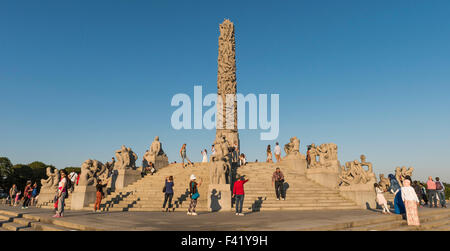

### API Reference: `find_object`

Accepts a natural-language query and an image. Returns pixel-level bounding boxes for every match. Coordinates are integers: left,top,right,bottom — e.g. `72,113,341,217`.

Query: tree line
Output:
0,157,80,193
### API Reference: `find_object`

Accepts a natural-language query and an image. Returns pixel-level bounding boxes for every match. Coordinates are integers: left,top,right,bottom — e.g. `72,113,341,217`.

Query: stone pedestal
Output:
283,153,307,175
306,161,341,189
36,187,57,207
114,168,141,190
207,184,231,212
154,155,169,170
71,185,97,210
339,183,377,209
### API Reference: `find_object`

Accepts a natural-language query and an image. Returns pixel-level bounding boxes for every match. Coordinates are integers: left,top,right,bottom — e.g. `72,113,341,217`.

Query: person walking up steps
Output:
375,183,391,214
162,176,175,212
233,175,249,216
272,168,286,200
187,175,202,216
435,177,447,208
180,144,194,168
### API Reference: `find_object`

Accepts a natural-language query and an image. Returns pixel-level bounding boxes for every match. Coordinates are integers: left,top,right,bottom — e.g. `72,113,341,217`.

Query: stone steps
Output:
0,210,79,231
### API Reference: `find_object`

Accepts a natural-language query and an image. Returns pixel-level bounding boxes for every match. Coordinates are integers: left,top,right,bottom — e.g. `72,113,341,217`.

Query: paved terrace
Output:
1,204,448,231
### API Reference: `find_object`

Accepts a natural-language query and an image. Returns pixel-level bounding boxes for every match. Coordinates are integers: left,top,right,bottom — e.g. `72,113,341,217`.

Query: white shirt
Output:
401,187,419,202
274,145,281,155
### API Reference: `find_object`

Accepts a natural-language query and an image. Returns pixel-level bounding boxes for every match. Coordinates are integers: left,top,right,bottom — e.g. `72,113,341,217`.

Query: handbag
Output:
162,185,166,193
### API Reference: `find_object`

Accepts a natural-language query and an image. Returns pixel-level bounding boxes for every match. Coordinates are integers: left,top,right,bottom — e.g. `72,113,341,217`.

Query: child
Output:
14,191,21,207
375,183,391,214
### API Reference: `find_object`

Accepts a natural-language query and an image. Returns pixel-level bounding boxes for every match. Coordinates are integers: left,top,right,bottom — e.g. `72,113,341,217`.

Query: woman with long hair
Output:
53,170,68,218
162,176,175,212
266,145,273,163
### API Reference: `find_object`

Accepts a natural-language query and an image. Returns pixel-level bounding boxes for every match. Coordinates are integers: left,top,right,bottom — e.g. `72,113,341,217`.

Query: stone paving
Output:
3,204,446,231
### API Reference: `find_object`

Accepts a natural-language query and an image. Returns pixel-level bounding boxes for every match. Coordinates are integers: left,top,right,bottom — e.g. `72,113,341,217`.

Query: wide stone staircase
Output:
0,209,79,231
89,160,363,212
86,162,212,212
235,162,360,211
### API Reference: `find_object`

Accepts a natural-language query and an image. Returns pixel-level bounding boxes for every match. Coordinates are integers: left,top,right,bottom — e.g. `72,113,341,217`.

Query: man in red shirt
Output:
233,176,249,216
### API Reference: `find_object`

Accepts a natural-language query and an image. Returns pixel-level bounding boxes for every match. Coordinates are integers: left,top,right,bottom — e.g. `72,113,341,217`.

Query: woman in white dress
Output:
401,179,420,226
201,149,208,163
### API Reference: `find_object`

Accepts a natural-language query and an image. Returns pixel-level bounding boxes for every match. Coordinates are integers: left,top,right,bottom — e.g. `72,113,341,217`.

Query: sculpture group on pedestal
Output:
395,166,414,185
143,136,168,169
79,159,112,187
307,143,338,169
115,145,138,170
41,167,60,189
339,155,376,186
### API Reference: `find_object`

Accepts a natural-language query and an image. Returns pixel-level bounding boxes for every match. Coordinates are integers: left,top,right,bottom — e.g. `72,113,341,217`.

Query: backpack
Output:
436,181,443,191
65,178,71,198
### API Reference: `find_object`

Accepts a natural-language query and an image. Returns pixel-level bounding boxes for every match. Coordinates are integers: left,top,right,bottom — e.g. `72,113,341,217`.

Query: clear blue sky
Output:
1,0,449,182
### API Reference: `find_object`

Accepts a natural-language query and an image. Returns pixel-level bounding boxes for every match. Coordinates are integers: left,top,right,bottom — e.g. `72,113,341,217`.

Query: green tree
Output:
63,167,81,174
0,157,13,190
11,164,33,191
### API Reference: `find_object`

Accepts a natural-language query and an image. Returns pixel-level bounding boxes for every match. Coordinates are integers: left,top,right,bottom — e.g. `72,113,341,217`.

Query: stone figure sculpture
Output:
41,167,60,189
210,134,230,184
307,143,338,169
143,136,168,167
379,174,391,191
78,159,108,186
395,166,414,185
339,155,376,186
115,145,138,170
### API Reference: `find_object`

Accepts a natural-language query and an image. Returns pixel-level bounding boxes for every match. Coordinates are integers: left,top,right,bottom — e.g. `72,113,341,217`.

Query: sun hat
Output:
190,174,196,180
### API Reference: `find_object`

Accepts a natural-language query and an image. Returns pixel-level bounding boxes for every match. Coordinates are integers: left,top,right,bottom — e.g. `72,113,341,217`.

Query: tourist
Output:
435,177,446,208
68,171,78,192
426,176,438,208
22,180,32,209
239,153,247,166
232,142,239,163
94,179,108,213
401,179,420,226
374,183,391,214
306,145,312,168
14,191,21,207
53,170,68,218
233,175,249,216
9,184,18,206
162,176,174,212
149,162,157,175
180,143,194,168
266,145,273,163
30,183,38,206
187,174,202,216
272,168,286,200
412,181,423,206
274,142,282,163
389,174,405,215
211,144,216,157
420,183,428,206
201,149,208,163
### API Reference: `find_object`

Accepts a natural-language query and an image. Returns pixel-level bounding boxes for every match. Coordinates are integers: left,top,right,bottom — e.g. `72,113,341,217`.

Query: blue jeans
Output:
235,195,244,213
437,191,446,207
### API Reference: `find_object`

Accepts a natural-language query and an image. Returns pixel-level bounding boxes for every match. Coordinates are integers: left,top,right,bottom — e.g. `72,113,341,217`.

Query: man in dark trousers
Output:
233,175,249,216
272,168,286,201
